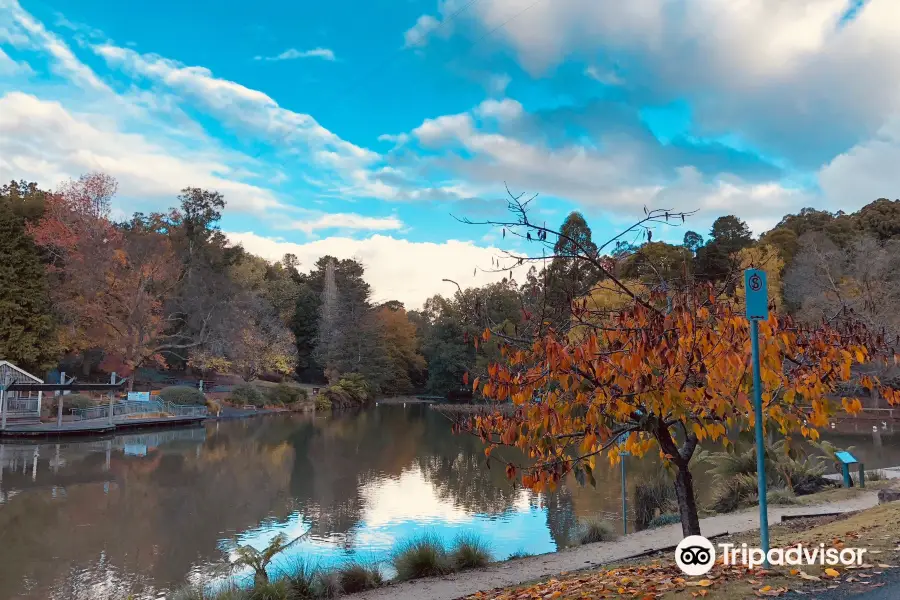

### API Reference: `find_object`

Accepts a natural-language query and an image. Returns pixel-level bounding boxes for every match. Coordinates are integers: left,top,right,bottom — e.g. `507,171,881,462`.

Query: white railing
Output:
6,397,40,415
68,399,208,421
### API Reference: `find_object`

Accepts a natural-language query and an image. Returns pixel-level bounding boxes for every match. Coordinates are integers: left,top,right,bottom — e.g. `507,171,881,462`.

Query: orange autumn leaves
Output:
464,284,899,493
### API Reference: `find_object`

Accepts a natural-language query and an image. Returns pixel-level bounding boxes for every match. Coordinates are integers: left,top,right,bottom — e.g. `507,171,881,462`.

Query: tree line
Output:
1,171,897,398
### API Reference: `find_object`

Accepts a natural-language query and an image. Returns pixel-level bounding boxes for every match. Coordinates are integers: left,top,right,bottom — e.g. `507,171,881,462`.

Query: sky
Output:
1,0,898,308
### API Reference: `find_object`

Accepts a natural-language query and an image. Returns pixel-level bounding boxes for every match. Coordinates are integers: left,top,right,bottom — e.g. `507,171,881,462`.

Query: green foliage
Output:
314,572,341,599
634,475,677,529
159,385,206,405
647,513,682,529
170,584,249,600
392,534,453,581
313,394,331,411
576,518,617,545
506,549,535,560
867,470,888,482
337,562,383,594
320,373,372,408
59,393,95,410
0,181,58,372
230,383,267,407
450,533,492,570
268,383,308,406
710,473,759,513
767,487,800,505
248,580,291,600
232,533,300,586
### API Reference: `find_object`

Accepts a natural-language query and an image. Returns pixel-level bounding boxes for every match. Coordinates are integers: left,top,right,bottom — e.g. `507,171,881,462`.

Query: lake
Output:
1,404,897,599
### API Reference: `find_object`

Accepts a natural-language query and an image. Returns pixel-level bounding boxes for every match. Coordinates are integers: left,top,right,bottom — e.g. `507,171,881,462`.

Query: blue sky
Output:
1,0,898,307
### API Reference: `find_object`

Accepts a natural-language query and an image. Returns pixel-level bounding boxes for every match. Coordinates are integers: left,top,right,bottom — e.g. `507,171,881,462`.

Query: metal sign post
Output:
745,269,770,566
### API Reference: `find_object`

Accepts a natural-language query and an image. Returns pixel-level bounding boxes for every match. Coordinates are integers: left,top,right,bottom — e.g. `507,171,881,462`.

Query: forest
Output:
1,171,898,397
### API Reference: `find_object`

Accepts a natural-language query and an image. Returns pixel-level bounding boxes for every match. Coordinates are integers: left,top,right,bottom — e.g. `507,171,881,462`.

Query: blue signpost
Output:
745,269,770,566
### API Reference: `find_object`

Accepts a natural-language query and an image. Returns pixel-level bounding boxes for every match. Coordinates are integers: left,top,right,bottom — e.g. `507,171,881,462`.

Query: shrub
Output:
634,474,677,529
315,571,341,599
159,386,206,406
338,561,383,593
58,393,95,410
282,559,318,599
321,374,372,408
451,533,492,570
710,473,759,513
867,469,888,482
577,518,617,545
314,394,331,411
647,513,682,529
506,549,534,560
268,383,309,406
170,585,248,600
767,487,800,505
392,534,453,580
248,580,290,600
230,383,267,407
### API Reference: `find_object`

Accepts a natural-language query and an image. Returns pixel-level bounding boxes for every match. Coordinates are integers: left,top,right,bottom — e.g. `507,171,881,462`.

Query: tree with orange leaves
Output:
29,173,182,382
455,193,899,537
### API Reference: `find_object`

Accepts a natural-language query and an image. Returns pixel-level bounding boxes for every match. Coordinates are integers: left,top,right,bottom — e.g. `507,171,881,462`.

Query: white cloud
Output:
254,47,336,61
404,15,440,48
279,212,404,235
0,92,282,212
92,43,378,172
818,115,900,208
584,65,623,86
474,98,523,121
225,231,530,308
488,73,511,95
412,113,474,146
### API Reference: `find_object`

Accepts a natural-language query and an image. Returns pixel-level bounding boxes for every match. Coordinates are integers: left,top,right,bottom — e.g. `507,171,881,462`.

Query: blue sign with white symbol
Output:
744,269,769,321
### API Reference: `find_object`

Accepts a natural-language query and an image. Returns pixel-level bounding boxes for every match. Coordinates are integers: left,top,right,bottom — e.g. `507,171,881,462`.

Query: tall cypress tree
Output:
0,181,58,372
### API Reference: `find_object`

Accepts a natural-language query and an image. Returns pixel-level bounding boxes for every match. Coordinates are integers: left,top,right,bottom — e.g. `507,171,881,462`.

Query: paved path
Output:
349,493,881,600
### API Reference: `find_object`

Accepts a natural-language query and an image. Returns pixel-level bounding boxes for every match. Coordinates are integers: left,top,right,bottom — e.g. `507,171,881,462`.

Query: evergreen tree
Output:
0,181,58,372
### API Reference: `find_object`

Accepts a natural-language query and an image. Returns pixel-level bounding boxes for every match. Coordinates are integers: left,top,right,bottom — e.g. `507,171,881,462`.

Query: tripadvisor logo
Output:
675,536,716,576
675,535,869,575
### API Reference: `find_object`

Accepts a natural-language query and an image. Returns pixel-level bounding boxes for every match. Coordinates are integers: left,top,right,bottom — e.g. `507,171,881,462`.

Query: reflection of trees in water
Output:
0,421,297,600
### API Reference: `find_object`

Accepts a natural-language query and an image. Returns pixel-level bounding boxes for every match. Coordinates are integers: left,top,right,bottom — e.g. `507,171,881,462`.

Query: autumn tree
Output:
372,302,426,394
454,196,899,537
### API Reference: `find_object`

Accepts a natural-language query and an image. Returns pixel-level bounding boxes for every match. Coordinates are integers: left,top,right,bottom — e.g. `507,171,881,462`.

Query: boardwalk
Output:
0,415,206,439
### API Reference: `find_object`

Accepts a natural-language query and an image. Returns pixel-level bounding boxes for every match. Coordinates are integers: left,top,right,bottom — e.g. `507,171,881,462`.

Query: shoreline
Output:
347,491,882,600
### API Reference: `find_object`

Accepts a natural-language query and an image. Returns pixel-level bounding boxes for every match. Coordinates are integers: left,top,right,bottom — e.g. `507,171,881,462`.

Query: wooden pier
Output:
0,415,207,439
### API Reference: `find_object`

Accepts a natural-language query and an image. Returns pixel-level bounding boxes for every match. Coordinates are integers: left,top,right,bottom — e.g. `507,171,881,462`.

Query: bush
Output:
159,386,206,406
451,533,492,570
338,561,383,594
248,580,290,600
282,559,318,599
577,518,617,545
321,374,372,408
647,513,682,529
634,474,677,529
710,473,759,513
268,383,309,406
314,394,331,411
867,469,888,482
506,549,534,560
315,571,341,599
392,534,453,580
58,393,95,410
767,487,800,505
170,585,248,600
230,383,266,407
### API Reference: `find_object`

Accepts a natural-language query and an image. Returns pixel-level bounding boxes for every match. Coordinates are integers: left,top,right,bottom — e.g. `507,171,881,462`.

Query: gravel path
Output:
349,493,881,600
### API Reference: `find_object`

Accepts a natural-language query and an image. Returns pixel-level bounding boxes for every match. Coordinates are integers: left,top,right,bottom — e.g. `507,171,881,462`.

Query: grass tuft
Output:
767,487,800,505
248,579,291,600
392,533,453,581
451,533,493,570
646,513,682,529
577,517,618,545
506,549,535,560
338,561,383,594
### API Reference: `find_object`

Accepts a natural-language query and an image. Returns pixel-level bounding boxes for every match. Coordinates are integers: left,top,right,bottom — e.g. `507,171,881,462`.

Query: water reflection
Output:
0,406,897,599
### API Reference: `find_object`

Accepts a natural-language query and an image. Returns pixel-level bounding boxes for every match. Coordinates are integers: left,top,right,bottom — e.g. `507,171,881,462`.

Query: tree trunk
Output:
674,462,702,536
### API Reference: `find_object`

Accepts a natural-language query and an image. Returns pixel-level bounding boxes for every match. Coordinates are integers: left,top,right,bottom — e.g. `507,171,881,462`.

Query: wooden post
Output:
57,371,65,428
0,385,7,431
108,372,116,425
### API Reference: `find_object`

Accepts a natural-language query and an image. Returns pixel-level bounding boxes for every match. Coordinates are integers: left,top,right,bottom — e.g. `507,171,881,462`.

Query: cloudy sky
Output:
1,0,898,307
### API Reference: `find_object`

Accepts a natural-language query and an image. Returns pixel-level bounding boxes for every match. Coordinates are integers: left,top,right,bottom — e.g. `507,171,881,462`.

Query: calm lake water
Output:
1,405,897,599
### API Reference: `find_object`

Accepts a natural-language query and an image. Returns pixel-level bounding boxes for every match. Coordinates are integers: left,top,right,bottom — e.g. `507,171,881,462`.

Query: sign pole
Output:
621,456,628,534
745,269,770,567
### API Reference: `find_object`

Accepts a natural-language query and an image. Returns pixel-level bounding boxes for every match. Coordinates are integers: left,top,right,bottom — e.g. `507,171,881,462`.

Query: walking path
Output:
350,492,881,600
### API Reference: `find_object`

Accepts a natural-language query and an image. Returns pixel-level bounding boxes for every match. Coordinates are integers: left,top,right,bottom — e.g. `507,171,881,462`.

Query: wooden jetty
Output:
0,415,206,439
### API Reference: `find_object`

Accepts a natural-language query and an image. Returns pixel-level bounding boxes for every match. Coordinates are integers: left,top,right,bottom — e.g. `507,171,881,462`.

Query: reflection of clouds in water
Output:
360,466,472,527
